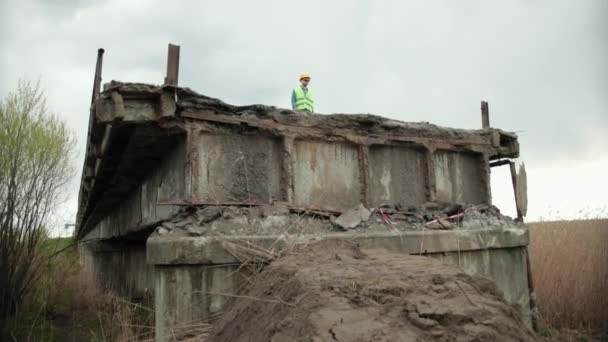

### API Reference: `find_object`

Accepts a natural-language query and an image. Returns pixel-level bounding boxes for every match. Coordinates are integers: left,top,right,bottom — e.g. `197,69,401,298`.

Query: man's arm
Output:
291,88,296,110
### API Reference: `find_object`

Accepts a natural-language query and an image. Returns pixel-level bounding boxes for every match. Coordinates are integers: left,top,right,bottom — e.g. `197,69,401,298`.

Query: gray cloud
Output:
1,0,607,224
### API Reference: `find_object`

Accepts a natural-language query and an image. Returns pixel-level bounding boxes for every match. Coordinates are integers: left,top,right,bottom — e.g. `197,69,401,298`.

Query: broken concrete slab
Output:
332,204,372,230
425,218,453,230
196,206,222,224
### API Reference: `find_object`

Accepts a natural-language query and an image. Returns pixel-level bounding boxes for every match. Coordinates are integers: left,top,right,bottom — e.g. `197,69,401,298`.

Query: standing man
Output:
291,73,314,112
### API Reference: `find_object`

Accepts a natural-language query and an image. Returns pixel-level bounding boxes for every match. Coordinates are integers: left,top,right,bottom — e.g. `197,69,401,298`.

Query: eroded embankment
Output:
209,240,536,342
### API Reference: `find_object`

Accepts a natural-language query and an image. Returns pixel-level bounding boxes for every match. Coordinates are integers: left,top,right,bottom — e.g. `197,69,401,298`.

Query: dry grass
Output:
528,219,608,335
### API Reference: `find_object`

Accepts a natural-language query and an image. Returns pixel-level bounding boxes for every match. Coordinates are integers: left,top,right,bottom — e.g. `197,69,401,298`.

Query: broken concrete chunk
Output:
197,206,222,224
260,205,290,217
407,312,438,328
425,218,452,230
174,219,193,228
161,221,177,230
186,225,206,236
221,207,240,220
332,204,371,230
442,204,464,216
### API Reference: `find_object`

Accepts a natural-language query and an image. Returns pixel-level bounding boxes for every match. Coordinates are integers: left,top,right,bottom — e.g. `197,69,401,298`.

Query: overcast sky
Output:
1,0,607,235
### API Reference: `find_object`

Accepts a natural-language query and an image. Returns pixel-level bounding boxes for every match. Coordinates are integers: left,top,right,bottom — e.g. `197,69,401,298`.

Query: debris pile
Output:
209,240,537,341
154,202,522,237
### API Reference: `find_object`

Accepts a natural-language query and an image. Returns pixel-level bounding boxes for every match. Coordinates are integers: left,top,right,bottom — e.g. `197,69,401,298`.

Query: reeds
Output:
528,219,608,334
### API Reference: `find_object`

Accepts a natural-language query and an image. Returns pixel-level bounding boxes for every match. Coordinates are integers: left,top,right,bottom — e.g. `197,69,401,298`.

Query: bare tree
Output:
0,80,74,319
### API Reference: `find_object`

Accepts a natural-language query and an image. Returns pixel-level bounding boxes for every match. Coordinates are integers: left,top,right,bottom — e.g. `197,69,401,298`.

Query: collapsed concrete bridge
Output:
76,47,530,341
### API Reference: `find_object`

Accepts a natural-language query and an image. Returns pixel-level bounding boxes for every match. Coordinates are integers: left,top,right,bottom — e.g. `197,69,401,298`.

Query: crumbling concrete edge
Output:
146,228,528,265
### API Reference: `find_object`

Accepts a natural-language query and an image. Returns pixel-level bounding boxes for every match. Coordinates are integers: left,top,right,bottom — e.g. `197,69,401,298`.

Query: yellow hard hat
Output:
299,73,311,80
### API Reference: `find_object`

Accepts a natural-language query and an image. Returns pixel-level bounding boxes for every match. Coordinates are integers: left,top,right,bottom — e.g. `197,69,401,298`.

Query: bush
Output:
0,80,74,335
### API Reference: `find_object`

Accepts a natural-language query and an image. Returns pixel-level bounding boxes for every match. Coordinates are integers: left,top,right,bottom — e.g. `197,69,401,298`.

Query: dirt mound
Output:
210,240,536,342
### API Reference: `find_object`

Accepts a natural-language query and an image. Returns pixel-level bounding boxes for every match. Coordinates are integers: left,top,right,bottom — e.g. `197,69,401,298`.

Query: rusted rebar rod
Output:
91,48,104,104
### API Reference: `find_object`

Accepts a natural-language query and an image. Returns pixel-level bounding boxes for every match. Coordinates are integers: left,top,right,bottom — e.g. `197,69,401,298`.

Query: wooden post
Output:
164,44,180,86
481,101,490,129
91,48,105,104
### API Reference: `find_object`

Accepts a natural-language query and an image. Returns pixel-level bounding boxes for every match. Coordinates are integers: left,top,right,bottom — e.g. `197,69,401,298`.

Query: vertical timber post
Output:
481,101,490,129
91,48,105,104
164,44,181,86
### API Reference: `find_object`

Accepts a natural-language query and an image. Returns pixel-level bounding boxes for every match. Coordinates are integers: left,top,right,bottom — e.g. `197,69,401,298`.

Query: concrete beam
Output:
147,228,529,265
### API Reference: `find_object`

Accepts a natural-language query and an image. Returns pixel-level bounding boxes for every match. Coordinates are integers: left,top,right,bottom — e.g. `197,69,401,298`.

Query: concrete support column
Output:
79,239,154,299
358,144,370,207
482,152,493,205
425,147,437,202
281,136,295,203
154,264,247,342
184,127,199,201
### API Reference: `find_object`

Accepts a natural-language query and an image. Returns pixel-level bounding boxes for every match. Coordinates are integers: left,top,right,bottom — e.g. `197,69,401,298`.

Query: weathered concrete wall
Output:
84,132,494,241
426,247,530,324
195,133,283,203
434,150,489,204
155,265,247,341
82,141,186,240
148,228,530,341
368,145,427,207
293,140,361,209
79,239,154,299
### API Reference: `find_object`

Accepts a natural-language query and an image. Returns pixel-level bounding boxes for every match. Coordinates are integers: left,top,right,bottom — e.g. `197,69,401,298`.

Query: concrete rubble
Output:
332,204,371,230
152,202,523,238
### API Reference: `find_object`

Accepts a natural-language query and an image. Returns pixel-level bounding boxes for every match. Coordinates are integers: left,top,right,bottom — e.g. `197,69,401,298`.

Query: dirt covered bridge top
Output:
92,81,519,149
76,81,519,240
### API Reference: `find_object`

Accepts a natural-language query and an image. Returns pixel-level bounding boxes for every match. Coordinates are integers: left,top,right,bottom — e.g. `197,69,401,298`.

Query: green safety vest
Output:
294,86,314,112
